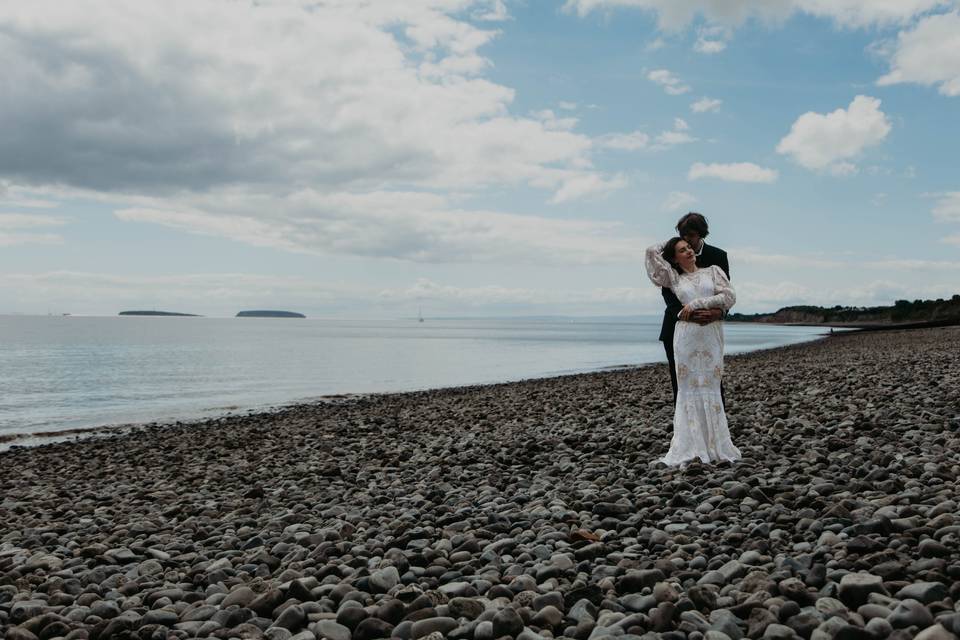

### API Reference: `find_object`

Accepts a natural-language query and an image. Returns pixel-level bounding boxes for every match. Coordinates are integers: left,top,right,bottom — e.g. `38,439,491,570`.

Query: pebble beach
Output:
2,327,959,640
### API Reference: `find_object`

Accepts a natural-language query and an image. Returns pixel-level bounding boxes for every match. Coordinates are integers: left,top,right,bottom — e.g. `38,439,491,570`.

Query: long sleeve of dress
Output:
645,243,679,289
689,265,736,311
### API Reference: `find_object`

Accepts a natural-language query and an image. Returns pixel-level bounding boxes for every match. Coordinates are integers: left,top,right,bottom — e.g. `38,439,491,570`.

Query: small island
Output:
119,310,200,317
236,310,306,318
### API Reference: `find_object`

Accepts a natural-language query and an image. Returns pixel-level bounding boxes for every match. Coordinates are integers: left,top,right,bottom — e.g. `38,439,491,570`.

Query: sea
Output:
0,315,827,445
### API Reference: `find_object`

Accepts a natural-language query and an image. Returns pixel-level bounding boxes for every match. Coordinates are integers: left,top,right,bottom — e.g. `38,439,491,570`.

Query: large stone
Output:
762,623,795,639
895,582,948,605
411,616,459,639
492,608,524,638
617,569,665,593
311,620,352,640
142,609,179,627
914,625,956,640
353,617,395,640
888,599,935,629
370,567,401,594
448,598,484,620
531,605,564,629
275,605,306,631
838,573,886,608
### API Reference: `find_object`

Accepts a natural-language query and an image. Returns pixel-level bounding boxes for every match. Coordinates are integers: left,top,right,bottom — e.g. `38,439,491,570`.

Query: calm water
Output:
0,315,827,440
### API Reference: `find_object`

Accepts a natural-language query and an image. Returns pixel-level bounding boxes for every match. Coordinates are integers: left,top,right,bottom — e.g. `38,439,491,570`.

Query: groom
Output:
659,212,730,401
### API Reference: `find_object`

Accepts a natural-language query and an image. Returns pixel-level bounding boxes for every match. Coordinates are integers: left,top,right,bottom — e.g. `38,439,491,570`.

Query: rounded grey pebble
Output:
411,616,459,639
865,617,893,637
265,627,293,640
310,619,352,640
493,607,525,638
761,623,795,639
888,598,935,629
474,619,494,640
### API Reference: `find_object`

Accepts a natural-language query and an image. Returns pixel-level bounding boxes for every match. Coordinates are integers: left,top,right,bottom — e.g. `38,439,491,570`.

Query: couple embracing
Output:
645,213,741,467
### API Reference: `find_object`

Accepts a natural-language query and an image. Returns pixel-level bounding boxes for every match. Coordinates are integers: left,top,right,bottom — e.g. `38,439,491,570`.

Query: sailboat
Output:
418,305,424,323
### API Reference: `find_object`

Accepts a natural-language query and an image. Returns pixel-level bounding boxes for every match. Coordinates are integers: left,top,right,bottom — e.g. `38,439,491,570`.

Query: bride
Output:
645,237,741,466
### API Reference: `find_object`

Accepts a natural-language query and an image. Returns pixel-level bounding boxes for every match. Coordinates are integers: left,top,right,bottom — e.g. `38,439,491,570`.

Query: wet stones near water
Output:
2,327,960,639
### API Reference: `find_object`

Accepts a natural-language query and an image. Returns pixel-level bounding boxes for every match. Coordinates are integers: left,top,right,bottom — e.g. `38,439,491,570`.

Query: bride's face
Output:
674,240,697,271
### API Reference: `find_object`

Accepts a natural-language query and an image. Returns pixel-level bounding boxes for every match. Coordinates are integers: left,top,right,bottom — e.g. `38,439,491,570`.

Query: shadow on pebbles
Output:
2,327,959,640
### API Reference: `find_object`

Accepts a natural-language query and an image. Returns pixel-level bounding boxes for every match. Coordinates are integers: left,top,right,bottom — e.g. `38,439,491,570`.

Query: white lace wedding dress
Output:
645,244,742,466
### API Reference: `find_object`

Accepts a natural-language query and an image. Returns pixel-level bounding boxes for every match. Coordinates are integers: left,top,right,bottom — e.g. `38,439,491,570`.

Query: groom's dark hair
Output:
676,212,709,238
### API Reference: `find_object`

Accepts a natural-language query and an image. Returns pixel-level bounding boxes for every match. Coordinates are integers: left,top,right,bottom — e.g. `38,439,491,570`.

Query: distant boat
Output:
418,306,424,323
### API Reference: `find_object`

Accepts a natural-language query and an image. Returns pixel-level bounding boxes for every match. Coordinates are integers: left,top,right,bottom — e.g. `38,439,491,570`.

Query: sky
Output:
1,0,959,318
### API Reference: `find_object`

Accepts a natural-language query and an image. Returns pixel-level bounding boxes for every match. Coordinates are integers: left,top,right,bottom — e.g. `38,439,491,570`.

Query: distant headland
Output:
728,294,960,329
119,310,200,317
236,310,306,318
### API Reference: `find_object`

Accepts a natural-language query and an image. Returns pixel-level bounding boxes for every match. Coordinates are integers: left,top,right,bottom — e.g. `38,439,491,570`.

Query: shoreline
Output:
2,325,959,639
729,317,960,331
0,327,831,452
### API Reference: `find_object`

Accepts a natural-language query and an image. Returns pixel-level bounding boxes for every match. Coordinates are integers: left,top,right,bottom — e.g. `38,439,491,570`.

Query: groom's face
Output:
682,231,703,251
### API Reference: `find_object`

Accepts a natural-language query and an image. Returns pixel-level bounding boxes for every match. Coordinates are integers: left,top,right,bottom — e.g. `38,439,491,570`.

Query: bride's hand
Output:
679,304,694,321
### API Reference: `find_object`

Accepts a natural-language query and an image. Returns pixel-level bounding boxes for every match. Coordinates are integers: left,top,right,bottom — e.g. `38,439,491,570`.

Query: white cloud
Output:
563,0,795,29
694,25,729,53
646,37,667,51
691,97,722,113
694,39,727,54
877,12,960,96
531,109,579,131
549,173,629,204
0,1,616,205
865,258,960,270
647,69,691,95
381,278,660,306
110,187,642,265
0,233,64,247
828,162,859,177
598,117,697,152
652,130,697,150
0,212,67,246
734,249,843,269
662,191,698,212
0,213,68,229
735,277,960,312
0,270,663,314
0,183,60,209
933,192,960,222
776,95,891,174
563,0,950,30
598,131,652,151
471,0,509,22
688,162,779,183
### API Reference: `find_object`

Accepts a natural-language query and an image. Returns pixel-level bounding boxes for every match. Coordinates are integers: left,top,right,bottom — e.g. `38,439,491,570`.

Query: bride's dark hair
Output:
661,237,684,274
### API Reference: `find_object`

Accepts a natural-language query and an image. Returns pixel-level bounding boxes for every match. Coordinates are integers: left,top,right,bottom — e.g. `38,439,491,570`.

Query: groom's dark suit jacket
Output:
659,243,730,343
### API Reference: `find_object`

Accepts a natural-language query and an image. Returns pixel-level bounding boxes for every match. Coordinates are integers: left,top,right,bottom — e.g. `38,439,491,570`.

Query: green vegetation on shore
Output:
728,294,960,325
